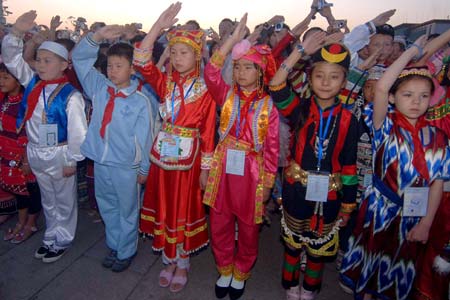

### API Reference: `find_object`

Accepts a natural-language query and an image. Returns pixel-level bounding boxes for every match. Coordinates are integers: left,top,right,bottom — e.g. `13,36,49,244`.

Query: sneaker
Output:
42,248,67,263
338,280,354,295
34,245,50,259
102,250,117,268
111,253,136,272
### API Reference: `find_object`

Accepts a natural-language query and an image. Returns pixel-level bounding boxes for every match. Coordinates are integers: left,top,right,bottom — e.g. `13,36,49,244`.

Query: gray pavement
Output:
0,206,352,300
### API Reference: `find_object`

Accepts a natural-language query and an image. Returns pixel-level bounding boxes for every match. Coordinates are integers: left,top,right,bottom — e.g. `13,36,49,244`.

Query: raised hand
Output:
324,31,344,44
266,15,285,27
358,47,382,70
14,10,37,34
92,25,124,42
155,2,182,31
303,30,327,55
371,9,396,27
229,13,248,45
123,23,139,40
50,15,62,31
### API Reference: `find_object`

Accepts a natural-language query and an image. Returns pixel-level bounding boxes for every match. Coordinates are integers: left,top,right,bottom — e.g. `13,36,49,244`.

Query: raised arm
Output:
270,30,326,87
415,28,450,66
373,35,427,129
139,2,182,52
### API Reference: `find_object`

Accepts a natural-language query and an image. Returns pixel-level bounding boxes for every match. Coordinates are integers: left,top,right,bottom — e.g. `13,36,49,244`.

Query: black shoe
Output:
34,245,50,259
215,283,230,299
111,253,136,272
102,250,117,268
42,248,67,263
229,281,246,300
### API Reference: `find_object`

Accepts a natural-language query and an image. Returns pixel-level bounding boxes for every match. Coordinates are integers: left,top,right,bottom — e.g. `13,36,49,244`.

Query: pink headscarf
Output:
231,39,276,85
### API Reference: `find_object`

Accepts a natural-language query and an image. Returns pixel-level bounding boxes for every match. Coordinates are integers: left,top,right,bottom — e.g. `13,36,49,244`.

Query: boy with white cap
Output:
2,11,87,262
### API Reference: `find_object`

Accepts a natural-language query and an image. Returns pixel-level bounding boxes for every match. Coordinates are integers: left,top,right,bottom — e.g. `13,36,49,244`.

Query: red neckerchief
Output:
170,70,197,123
392,111,430,182
294,96,342,163
100,86,126,139
25,75,69,122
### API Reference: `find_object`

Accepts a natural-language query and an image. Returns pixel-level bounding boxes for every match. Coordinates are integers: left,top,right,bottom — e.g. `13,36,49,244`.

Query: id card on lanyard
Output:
38,87,58,147
161,79,196,161
225,97,255,176
305,106,334,202
403,187,429,217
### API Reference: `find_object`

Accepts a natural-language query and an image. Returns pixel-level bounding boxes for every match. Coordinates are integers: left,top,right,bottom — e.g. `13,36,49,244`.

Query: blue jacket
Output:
72,34,156,175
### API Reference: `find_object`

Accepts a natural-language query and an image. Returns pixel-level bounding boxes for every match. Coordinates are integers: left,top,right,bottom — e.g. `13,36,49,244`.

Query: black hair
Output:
389,74,435,95
440,61,450,87
55,38,76,52
185,20,200,30
375,24,395,38
94,53,108,76
0,63,23,92
106,43,134,65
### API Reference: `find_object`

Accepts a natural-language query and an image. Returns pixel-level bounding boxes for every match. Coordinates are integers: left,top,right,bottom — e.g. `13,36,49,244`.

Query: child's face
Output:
390,78,432,125
363,79,377,103
368,34,393,63
107,55,133,89
35,50,68,81
0,71,21,96
170,43,197,77
310,62,346,102
233,59,259,92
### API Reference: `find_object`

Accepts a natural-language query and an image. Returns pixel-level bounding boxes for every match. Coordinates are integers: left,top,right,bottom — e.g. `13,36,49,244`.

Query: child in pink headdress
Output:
203,14,279,300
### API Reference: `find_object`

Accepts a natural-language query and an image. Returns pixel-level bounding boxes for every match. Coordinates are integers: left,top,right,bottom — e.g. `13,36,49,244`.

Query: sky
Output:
4,0,450,32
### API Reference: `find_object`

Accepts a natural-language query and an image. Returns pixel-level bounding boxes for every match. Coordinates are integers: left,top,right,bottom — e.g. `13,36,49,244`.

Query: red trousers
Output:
210,208,260,281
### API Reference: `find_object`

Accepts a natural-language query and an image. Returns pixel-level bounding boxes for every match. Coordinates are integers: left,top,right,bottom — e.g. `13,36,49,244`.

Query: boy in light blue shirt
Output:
72,25,156,272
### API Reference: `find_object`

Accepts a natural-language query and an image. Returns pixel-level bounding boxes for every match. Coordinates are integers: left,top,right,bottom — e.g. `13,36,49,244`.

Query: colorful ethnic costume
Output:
135,30,216,263
339,102,450,300
412,62,450,300
203,41,280,281
269,43,360,295
2,36,87,251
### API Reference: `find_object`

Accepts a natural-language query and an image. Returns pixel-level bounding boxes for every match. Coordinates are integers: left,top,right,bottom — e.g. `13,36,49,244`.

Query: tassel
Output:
318,216,324,235
310,214,318,231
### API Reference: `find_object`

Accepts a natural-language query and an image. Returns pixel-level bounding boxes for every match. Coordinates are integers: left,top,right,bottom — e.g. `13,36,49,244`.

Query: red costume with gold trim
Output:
136,30,216,261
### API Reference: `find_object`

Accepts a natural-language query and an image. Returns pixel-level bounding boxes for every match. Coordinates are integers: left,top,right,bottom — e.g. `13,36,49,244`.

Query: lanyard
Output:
235,96,256,139
316,106,334,171
171,79,196,123
43,87,49,118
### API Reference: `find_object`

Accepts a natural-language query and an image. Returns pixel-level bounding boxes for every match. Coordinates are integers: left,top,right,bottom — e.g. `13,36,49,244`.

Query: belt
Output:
284,160,343,191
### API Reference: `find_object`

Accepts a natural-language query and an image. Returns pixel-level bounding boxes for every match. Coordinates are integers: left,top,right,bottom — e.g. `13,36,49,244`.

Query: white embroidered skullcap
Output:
38,41,69,61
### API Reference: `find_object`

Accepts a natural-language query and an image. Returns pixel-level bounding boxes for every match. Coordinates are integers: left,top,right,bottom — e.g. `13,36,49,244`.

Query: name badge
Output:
161,133,180,162
363,172,372,187
226,149,245,176
38,124,58,147
305,173,329,202
403,187,429,217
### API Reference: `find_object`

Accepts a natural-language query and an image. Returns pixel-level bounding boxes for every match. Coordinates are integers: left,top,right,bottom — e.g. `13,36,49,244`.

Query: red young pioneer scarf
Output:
393,111,430,182
100,86,126,138
24,75,69,123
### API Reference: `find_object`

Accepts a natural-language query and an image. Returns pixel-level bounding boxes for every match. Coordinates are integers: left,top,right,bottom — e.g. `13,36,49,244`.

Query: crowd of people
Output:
0,1,449,299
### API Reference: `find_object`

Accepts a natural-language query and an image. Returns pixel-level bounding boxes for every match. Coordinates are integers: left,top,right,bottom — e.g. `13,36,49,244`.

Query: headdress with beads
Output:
167,29,204,57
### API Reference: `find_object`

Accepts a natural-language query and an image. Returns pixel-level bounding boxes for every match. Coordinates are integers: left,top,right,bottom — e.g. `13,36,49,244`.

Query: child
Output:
0,63,42,244
134,3,216,292
72,26,156,272
203,14,279,300
2,11,87,262
269,32,360,300
339,35,450,300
